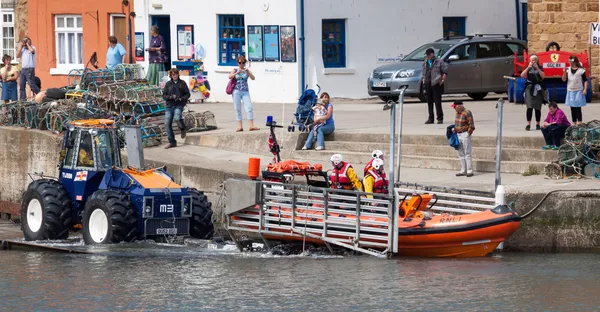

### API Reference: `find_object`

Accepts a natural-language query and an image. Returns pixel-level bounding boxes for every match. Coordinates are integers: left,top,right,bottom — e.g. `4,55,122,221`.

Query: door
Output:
150,15,172,68
444,43,482,93
111,15,127,50
477,42,514,92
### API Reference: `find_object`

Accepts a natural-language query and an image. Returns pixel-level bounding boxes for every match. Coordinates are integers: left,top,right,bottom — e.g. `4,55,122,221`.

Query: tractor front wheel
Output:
21,179,72,241
82,190,138,244
189,190,215,239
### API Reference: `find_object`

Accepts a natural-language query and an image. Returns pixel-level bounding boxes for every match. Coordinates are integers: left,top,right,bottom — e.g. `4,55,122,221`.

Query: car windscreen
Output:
402,44,453,61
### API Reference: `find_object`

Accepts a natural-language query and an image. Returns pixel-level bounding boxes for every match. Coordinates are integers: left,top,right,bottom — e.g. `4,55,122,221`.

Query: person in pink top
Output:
541,102,571,150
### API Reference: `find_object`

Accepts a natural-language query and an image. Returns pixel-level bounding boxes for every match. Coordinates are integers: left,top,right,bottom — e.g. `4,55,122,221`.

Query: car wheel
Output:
467,93,488,101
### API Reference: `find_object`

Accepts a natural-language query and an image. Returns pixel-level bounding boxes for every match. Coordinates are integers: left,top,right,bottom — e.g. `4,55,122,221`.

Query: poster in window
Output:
247,25,263,62
280,26,296,62
177,25,194,60
135,32,145,61
263,25,280,62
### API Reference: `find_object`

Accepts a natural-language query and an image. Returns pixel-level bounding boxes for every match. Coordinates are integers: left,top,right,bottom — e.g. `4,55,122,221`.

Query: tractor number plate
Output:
156,228,178,235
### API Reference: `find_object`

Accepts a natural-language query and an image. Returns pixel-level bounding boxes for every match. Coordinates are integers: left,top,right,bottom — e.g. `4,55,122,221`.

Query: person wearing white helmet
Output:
329,154,362,191
364,150,385,176
363,158,388,198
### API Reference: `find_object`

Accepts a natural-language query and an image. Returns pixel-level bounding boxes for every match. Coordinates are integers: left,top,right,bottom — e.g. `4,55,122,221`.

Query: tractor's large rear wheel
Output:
82,190,138,244
189,190,214,239
21,179,72,241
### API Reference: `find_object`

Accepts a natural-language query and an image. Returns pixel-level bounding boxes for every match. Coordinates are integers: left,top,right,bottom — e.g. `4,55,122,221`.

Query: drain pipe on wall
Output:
299,0,306,92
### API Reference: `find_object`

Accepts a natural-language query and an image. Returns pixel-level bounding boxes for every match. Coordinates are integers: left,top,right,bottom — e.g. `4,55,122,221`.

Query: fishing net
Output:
547,119,600,179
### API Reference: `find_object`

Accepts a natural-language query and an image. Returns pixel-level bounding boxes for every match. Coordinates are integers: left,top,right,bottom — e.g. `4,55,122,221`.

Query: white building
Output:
0,0,16,59
134,0,523,103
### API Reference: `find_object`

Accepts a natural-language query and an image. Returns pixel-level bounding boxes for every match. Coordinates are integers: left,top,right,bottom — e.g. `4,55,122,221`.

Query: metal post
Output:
388,99,396,194
396,88,406,182
495,98,504,191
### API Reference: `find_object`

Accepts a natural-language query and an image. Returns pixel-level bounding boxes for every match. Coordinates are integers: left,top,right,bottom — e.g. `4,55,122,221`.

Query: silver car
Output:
368,34,527,102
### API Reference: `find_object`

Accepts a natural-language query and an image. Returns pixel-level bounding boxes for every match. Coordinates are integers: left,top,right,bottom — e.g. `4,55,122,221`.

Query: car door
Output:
444,43,482,93
477,42,513,92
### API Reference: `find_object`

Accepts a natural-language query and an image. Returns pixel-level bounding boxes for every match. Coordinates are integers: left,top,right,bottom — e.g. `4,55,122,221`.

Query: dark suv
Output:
367,34,527,102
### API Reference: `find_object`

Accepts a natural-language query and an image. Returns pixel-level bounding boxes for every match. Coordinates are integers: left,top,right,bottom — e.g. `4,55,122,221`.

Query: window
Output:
403,43,453,62
63,130,77,168
475,43,503,59
322,19,345,68
1,12,15,59
218,15,245,66
55,15,83,68
449,44,474,61
443,17,466,37
77,132,95,168
505,43,525,56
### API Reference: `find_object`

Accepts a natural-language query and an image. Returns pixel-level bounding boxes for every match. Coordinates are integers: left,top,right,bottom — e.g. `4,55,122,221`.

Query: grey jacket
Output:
421,57,448,85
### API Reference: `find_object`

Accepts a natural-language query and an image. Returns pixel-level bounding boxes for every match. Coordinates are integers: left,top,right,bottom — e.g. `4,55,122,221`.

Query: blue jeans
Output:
19,67,40,100
165,105,184,145
304,123,335,149
232,89,253,121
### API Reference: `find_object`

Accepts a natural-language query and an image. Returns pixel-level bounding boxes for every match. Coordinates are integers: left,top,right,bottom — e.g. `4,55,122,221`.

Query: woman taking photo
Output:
145,25,166,86
229,55,258,132
562,56,588,126
521,54,545,131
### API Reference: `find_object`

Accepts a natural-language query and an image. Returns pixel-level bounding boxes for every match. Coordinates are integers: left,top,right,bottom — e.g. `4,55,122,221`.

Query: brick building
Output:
527,0,599,89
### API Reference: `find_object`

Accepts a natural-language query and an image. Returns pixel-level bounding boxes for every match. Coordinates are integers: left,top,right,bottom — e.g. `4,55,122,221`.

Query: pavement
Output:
143,94,600,194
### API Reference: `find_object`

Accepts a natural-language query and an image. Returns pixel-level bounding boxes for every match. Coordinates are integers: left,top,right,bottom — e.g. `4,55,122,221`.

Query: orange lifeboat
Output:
231,192,521,258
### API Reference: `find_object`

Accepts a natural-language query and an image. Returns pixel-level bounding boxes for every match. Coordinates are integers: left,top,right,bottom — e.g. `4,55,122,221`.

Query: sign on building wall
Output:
135,32,145,61
590,23,600,45
263,25,280,62
177,25,194,59
247,25,264,62
280,26,296,62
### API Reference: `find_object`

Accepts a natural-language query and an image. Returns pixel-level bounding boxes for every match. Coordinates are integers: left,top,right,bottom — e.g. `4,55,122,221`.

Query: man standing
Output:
451,101,475,177
162,68,190,149
421,48,448,124
17,37,40,100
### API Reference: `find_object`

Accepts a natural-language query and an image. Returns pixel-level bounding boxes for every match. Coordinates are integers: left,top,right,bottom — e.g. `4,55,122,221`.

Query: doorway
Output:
110,14,127,52
150,15,171,68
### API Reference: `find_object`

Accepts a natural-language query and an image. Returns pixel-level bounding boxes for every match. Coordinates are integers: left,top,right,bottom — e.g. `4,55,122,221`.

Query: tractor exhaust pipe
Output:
123,125,145,169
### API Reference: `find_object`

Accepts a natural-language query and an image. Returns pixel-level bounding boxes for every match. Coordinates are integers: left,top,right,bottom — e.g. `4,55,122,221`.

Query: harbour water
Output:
1,244,599,311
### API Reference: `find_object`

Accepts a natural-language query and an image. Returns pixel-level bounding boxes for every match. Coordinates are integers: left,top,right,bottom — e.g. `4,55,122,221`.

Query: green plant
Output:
522,165,540,176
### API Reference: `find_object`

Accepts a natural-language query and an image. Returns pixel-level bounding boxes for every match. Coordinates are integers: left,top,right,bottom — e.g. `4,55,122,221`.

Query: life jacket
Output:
366,168,388,194
330,162,353,190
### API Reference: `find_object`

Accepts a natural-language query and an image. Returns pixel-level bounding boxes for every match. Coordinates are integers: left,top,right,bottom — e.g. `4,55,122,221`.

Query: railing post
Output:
495,98,504,191
396,88,406,182
355,193,361,247
322,188,328,238
291,185,297,230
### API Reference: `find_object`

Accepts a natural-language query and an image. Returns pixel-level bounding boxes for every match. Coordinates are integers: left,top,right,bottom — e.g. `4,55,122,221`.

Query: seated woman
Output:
541,102,571,150
302,92,334,150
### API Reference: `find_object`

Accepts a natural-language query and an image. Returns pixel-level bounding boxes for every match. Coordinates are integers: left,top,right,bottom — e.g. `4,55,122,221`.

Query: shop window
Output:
322,19,345,68
55,15,84,69
218,15,245,66
1,12,15,59
443,17,466,37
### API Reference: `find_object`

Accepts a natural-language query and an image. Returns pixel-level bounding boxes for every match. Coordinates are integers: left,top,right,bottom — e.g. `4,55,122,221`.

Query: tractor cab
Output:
58,119,121,205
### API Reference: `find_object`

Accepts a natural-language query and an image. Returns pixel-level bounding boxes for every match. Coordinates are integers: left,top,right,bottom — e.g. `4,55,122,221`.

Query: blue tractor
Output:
20,119,214,244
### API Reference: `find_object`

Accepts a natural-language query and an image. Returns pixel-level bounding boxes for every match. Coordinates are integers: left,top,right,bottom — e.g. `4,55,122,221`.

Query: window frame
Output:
54,15,84,71
321,19,346,68
218,14,245,66
1,11,15,60
442,17,466,37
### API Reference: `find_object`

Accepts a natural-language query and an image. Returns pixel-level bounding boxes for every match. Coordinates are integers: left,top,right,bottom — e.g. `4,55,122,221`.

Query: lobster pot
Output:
182,110,217,133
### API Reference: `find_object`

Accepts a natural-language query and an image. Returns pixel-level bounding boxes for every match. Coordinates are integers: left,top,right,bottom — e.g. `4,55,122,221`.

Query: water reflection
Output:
1,251,600,311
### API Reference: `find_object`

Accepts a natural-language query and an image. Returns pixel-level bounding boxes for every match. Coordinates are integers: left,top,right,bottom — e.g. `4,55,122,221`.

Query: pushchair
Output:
288,84,320,132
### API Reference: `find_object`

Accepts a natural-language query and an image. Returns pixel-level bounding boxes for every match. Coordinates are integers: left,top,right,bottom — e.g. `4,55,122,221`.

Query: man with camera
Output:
16,37,40,101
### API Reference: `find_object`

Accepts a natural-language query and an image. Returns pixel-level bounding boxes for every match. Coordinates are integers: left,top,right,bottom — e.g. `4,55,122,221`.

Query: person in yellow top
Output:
363,158,389,199
1,54,20,104
329,154,362,191
77,139,94,167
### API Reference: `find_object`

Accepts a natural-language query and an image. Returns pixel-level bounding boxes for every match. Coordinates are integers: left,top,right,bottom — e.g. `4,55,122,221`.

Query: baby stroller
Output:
288,84,321,132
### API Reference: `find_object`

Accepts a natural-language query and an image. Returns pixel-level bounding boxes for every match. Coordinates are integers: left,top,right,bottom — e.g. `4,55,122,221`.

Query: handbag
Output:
226,77,236,95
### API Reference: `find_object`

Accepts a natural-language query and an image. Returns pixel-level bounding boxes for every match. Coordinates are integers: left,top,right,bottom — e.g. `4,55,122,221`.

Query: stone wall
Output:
527,0,599,89
15,0,27,41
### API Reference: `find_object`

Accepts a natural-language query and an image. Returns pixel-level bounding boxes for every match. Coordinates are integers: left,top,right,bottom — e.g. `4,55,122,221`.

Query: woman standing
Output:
302,92,335,151
229,56,258,132
562,56,588,126
106,36,127,70
0,54,19,104
521,55,545,131
145,26,166,86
